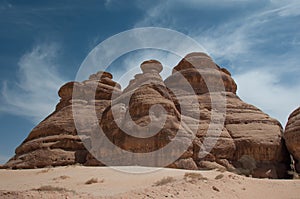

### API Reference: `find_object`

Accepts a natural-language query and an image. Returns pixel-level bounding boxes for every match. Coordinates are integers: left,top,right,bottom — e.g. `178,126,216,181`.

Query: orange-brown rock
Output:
3,52,291,178
3,71,120,169
164,53,289,178
284,107,300,173
166,52,237,95
97,60,196,168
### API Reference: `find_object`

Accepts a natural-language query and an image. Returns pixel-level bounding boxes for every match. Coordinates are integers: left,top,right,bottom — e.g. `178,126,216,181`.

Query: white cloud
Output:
268,0,300,17
196,24,252,60
131,0,300,126
201,20,300,126
1,43,67,124
234,69,300,126
194,2,300,61
134,0,300,58
134,1,256,60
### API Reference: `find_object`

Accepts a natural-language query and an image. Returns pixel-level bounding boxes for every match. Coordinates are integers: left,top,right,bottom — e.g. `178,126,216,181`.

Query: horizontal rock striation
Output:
3,52,291,178
164,53,289,178
3,72,121,169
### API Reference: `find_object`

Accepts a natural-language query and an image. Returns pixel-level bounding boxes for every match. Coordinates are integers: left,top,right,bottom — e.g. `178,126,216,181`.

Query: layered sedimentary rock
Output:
3,52,290,178
164,52,289,178
96,60,194,167
284,107,300,173
3,72,121,169
101,60,179,153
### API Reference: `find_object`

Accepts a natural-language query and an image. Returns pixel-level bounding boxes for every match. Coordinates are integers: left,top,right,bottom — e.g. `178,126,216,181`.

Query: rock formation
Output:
3,52,291,178
3,72,121,169
284,107,300,173
164,52,289,178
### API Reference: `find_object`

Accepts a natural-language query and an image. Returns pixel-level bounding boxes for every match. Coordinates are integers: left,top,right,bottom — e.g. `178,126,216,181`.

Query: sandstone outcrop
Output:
284,107,300,173
96,60,193,167
3,72,121,169
3,52,290,178
164,52,289,178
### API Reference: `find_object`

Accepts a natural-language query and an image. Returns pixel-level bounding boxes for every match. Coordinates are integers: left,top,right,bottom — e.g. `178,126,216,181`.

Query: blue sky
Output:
0,0,300,164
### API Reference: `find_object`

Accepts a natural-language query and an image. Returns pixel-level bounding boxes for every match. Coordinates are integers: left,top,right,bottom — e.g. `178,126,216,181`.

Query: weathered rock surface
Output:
284,107,300,173
3,72,121,169
164,52,289,178
3,52,291,178
96,60,194,168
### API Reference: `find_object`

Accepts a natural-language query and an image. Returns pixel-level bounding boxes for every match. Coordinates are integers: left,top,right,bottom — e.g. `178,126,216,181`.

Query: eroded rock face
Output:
164,53,289,178
3,72,121,169
96,60,195,168
284,107,300,173
3,52,290,178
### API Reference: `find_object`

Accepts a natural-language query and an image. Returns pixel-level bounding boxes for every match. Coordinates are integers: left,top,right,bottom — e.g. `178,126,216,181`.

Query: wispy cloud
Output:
193,1,300,61
134,0,300,59
130,0,300,125
195,24,252,61
1,43,67,124
267,0,300,17
193,2,300,125
234,69,300,126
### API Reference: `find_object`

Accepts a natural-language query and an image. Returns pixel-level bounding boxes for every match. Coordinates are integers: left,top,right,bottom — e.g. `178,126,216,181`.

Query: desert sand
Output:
0,166,299,199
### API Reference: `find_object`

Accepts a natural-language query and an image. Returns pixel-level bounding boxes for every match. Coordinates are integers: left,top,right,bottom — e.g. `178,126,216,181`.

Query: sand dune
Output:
0,166,299,199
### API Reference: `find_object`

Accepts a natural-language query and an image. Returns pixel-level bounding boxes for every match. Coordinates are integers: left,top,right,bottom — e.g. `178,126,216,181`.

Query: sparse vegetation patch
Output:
184,172,207,183
154,176,176,186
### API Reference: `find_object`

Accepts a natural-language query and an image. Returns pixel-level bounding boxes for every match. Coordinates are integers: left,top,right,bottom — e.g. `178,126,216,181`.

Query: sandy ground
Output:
0,166,299,199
